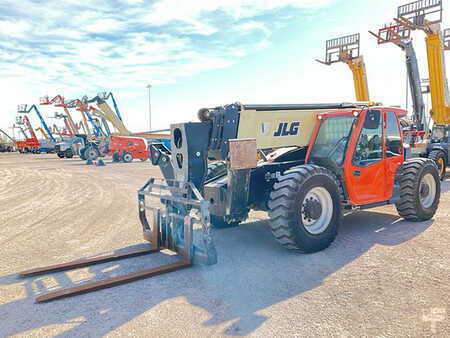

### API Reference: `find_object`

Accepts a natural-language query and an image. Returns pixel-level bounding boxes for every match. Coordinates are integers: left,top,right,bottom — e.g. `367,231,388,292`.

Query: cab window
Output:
353,110,382,167
309,115,355,166
385,111,402,157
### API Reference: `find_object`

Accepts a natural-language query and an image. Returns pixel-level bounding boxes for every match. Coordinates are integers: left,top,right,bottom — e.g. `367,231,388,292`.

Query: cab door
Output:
344,109,386,205
383,110,404,199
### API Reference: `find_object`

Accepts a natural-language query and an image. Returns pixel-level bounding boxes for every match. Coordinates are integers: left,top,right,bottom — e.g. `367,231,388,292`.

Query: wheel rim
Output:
437,158,444,176
124,154,132,162
420,173,436,208
301,187,333,235
87,149,96,160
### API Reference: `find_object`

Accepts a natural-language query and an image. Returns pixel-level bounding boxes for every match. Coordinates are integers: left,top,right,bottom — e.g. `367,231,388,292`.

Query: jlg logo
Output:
273,121,300,137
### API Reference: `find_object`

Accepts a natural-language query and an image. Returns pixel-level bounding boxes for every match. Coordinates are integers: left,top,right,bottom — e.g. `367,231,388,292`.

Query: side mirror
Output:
363,110,381,130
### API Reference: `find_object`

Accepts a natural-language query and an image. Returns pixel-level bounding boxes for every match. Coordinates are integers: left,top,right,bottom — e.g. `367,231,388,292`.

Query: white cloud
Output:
0,0,340,132
235,21,270,35
82,18,125,33
0,20,31,38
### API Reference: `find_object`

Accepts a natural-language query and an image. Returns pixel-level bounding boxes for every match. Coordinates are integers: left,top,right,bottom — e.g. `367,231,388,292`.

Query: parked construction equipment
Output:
40,95,87,159
317,33,370,102
20,100,441,302
385,0,450,179
14,115,40,153
369,17,428,149
17,0,445,304
17,104,57,153
110,136,150,162
86,93,167,162
65,99,107,161
0,128,16,152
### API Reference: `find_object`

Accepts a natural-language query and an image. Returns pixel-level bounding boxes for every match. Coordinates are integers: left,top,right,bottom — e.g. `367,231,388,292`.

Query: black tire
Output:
112,152,121,162
268,164,342,253
57,152,65,158
428,150,446,180
122,152,133,163
206,161,227,181
395,158,440,221
35,149,41,154
80,148,86,160
85,147,98,161
65,149,73,158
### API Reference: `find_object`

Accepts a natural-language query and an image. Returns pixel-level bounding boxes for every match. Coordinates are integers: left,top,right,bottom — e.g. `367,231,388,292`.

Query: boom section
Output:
317,33,370,102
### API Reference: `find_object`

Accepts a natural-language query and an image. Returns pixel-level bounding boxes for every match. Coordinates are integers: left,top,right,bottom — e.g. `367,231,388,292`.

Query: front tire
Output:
85,147,98,161
428,150,446,180
57,152,65,158
268,165,342,253
395,158,440,221
122,152,133,163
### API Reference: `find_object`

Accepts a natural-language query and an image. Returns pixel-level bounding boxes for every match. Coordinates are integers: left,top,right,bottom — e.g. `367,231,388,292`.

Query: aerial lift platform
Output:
14,115,40,153
17,104,57,153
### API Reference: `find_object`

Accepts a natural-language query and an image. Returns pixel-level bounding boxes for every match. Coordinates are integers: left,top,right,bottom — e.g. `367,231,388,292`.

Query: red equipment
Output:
109,135,150,163
16,116,40,153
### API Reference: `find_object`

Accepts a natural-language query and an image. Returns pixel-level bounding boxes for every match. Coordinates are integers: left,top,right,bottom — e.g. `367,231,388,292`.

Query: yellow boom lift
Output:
85,93,131,136
35,127,50,139
317,33,370,102
395,0,450,178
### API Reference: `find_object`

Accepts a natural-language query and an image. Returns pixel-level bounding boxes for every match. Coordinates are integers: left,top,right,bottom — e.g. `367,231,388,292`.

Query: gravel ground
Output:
0,153,448,337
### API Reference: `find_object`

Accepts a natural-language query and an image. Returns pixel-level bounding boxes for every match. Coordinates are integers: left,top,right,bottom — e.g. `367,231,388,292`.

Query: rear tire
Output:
395,158,440,221
268,165,342,253
65,149,73,158
57,152,65,158
428,150,446,180
112,152,121,162
122,152,133,163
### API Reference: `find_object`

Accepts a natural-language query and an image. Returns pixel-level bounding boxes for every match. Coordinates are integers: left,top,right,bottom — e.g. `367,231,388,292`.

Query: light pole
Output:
146,84,152,132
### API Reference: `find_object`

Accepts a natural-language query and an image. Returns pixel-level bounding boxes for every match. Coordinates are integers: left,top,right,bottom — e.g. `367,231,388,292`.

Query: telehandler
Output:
20,101,441,303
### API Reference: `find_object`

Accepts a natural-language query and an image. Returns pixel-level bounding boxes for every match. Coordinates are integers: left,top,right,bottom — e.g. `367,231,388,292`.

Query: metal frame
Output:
369,21,411,45
397,0,442,25
317,33,360,65
138,178,216,265
17,104,56,142
444,28,450,50
18,177,213,303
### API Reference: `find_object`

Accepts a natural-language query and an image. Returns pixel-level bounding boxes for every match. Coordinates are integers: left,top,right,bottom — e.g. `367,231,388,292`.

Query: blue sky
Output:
0,0,449,134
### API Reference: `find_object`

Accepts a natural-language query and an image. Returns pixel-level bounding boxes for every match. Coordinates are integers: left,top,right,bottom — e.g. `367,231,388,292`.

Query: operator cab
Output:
306,107,406,205
430,125,448,143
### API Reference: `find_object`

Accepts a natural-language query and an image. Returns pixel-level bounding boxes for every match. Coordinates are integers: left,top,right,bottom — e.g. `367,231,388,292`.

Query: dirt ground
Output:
0,153,448,337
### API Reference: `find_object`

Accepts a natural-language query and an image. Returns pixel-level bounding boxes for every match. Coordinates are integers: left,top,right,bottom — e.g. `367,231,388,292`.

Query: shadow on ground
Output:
0,208,433,336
